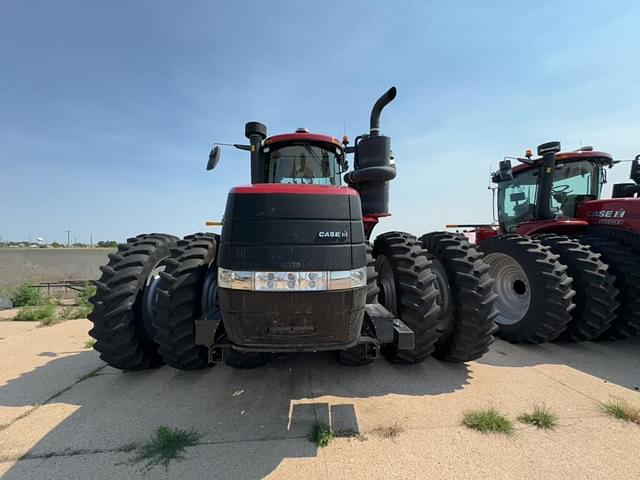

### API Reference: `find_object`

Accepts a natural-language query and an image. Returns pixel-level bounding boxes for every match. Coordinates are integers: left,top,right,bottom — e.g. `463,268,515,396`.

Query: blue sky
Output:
1,1,639,243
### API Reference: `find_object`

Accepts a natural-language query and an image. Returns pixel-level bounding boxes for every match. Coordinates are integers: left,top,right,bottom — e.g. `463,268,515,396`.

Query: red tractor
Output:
88,87,497,370
467,142,640,344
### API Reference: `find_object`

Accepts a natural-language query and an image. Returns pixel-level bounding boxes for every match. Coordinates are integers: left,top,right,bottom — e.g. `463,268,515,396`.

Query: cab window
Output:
550,160,602,217
497,168,538,232
265,143,343,185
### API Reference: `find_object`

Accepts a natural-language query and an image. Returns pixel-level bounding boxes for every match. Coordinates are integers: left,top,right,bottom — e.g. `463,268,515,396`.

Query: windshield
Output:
497,168,538,232
265,143,343,185
497,160,603,232
550,160,602,216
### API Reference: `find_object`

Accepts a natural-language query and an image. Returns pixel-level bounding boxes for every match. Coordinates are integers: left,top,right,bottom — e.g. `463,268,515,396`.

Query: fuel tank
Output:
217,184,368,351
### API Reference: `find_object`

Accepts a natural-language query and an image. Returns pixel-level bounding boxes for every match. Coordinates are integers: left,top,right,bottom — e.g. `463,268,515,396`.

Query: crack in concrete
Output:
0,364,106,434
0,435,314,462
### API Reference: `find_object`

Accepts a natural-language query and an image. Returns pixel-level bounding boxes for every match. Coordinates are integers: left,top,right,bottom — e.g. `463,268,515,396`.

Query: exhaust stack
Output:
369,87,397,136
245,122,267,184
346,87,398,216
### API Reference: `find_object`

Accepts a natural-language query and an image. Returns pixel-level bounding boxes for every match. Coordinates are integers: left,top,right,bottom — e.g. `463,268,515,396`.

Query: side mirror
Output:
499,159,513,181
207,146,221,171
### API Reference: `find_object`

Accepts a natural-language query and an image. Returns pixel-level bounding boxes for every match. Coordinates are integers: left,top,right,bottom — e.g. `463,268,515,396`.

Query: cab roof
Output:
511,150,614,175
264,132,343,149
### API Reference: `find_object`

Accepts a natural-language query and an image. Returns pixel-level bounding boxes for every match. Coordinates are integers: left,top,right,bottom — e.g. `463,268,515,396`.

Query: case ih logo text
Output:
587,209,626,225
318,231,349,239
587,209,626,218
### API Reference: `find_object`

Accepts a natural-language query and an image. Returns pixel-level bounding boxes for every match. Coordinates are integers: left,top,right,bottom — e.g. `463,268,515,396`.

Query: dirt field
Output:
0,319,639,479
0,249,112,290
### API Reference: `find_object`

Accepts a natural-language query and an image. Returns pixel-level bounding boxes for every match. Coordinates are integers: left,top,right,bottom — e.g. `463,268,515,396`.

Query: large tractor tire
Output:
88,233,178,370
155,233,270,370
479,234,575,343
420,232,497,361
584,225,640,253
535,234,619,342
337,243,380,366
373,232,440,364
578,235,640,339
153,233,219,370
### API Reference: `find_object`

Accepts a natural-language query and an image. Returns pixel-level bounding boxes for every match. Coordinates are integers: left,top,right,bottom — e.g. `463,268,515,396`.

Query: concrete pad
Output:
323,418,640,480
0,439,324,480
1,319,640,479
0,355,315,458
481,336,640,392
0,319,101,426
0,403,79,461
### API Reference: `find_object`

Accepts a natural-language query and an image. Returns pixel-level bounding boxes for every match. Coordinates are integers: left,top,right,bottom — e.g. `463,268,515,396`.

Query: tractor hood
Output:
217,183,366,271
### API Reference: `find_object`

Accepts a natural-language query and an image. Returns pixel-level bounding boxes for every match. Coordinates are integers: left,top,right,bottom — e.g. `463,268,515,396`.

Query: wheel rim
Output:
430,258,452,335
484,252,531,326
376,255,398,315
141,260,167,336
201,263,219,315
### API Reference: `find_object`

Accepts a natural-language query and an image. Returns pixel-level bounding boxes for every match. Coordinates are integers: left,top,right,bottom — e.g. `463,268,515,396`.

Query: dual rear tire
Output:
480,234,575,343
420,232,497,361
89,234,178,370
90,233,269,371
480,233,636,343
371,231,497,364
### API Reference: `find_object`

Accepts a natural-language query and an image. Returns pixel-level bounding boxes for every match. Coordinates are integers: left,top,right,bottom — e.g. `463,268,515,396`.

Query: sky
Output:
1,1,639,243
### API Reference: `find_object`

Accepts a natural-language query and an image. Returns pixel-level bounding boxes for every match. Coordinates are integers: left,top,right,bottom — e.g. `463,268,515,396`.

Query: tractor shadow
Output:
0,350,471,479
479,335,640,392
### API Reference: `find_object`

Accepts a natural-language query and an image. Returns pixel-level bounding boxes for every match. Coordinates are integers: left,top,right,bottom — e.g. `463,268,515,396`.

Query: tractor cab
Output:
493,144,614,234
262,130,347,185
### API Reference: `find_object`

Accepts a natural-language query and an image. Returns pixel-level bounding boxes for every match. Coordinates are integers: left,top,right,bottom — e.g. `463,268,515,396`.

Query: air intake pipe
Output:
245,121,267,184
534,141,561,220
345,87,398,216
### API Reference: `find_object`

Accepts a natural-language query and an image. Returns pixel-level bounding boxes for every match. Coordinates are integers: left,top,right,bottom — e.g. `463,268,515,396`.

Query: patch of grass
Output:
517,405,557,429
600,398,640,425
135,426,201,468
59,306,82,320
78,283,96,302
77,303,93,318
11,283,46,307
463,408,513,435
310,421,334,447
14,304,56,322
84,338,96,349
59,305,92,320
39,315,62,326
77,284,96,316
53,284,95,322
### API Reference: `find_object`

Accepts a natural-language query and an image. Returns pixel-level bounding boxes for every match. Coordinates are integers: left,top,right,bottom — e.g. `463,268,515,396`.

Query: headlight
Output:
217,269,253,290
218,267,367,292
255,271,328,291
